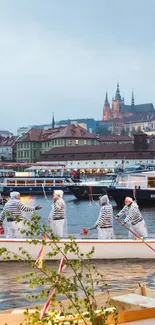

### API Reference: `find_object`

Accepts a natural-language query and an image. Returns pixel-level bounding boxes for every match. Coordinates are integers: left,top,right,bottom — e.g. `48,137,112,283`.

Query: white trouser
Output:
97,227,114,240
51,219,65,238
128,220,148,239
5,221,23,238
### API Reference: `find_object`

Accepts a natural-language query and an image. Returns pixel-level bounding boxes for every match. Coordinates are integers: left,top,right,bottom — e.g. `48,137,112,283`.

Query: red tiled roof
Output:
17,128,43,142
40,142,155,161
99,135,133,142
17,124,95,143
41,142,155,154
51,124,96,139
41,127,64,141
0,136,18,147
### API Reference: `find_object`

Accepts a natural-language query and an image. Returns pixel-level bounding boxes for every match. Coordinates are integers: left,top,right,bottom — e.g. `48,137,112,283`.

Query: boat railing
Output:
0,177,71,187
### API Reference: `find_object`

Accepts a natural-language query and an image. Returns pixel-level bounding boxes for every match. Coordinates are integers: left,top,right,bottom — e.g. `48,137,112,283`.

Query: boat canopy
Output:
117,173,149,188
25,166,64,171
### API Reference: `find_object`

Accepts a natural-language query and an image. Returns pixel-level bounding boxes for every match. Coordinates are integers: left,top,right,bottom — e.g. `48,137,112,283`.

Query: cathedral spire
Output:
105,91,109,104
103,91,111,120
52,112,55,128
131,91,135,106
115,82,121,101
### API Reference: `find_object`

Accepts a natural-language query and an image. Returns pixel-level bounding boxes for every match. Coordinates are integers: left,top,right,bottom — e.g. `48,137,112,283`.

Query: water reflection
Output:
1,259,155,310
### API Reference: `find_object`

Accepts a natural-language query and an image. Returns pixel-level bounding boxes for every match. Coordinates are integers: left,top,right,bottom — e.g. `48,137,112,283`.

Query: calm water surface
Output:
0,194,155,310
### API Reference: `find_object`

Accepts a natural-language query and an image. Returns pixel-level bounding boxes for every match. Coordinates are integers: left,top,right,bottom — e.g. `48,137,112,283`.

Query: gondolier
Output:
0,191,42,238
115,197,148,239
85,194,114,239
48,190,67,238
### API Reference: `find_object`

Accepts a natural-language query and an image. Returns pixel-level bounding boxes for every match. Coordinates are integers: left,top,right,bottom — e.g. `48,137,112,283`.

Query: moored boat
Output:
107,171,155,206
0,163,76,195
68,171,155,206
67,173,116,200
1,238,155,260
0,176,73,195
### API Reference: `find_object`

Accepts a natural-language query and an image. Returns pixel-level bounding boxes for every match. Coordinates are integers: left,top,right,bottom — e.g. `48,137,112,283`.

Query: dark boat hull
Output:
1,186,70,195
68,185,108,200
68,185,155,206
108,187,155,206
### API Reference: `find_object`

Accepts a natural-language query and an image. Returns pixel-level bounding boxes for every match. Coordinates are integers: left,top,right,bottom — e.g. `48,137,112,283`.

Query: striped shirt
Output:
0,199,35,223
52,198,66,220
95,203,113,228
117,201,143,225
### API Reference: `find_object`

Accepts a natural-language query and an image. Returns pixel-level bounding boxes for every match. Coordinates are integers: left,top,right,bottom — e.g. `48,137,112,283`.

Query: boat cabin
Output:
0,169,15,177
1,177,68,188
116,171,155,189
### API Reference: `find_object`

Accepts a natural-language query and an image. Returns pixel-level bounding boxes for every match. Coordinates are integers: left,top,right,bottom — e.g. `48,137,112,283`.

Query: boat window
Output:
45,180,53,185
26,180,35,186
148,177,155,188
7,180,16,186
16,180,26,186
127,175,145,188
36,180,44,186
117,174,146,188
117,175,128,187
55,180,63,185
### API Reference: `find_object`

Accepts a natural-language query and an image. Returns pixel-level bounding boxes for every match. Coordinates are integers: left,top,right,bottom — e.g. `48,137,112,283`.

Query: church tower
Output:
52,112,55,128
112,82,124,119
131,91,135,107
103,92,111,120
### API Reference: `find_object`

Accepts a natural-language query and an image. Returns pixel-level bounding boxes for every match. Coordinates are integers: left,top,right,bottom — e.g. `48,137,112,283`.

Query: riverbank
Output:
0,290,130,325
2,287,155,325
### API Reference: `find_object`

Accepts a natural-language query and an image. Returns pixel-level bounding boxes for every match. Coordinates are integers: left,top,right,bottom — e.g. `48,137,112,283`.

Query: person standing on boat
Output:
115,197,148,239
48,190,66,238
0,191,42,238
72,169,78,180
85,194,114,239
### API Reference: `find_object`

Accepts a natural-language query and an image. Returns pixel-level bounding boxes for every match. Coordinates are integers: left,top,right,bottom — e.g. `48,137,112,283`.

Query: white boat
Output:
1,238,155,261
0,164,74,195
68,170,155,204
108,171,155,206
0,176,73,195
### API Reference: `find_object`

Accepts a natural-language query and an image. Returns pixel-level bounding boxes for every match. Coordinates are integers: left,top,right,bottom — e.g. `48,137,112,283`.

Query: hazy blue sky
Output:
0,0,155,133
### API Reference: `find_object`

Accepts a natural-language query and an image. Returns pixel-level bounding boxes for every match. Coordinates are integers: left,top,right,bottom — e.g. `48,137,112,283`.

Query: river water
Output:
1,194,155,310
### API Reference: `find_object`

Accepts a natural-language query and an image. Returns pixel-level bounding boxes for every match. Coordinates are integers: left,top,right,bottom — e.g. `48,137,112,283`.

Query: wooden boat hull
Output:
1,238,155,260
2,287,155,324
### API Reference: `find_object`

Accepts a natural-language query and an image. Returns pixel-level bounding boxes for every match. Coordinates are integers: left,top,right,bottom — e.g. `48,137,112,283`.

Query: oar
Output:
116,217,155,253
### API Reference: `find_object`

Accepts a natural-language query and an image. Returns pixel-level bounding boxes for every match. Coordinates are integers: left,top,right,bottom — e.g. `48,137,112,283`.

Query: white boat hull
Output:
1,238,155,260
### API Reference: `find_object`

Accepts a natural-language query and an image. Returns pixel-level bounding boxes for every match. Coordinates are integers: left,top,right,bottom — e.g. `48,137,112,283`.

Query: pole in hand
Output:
115,217,155,253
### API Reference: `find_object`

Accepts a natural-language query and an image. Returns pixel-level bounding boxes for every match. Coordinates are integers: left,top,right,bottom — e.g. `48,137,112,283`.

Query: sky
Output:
0,0,155,134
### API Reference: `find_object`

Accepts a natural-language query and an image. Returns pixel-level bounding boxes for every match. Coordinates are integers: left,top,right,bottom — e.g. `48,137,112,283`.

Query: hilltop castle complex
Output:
103,83,154,121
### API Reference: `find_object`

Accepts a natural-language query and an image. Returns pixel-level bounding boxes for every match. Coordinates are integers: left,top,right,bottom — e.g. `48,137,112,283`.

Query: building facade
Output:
40,132,155,173
124,112,155,135
0,136,17,161
16,124,98,163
